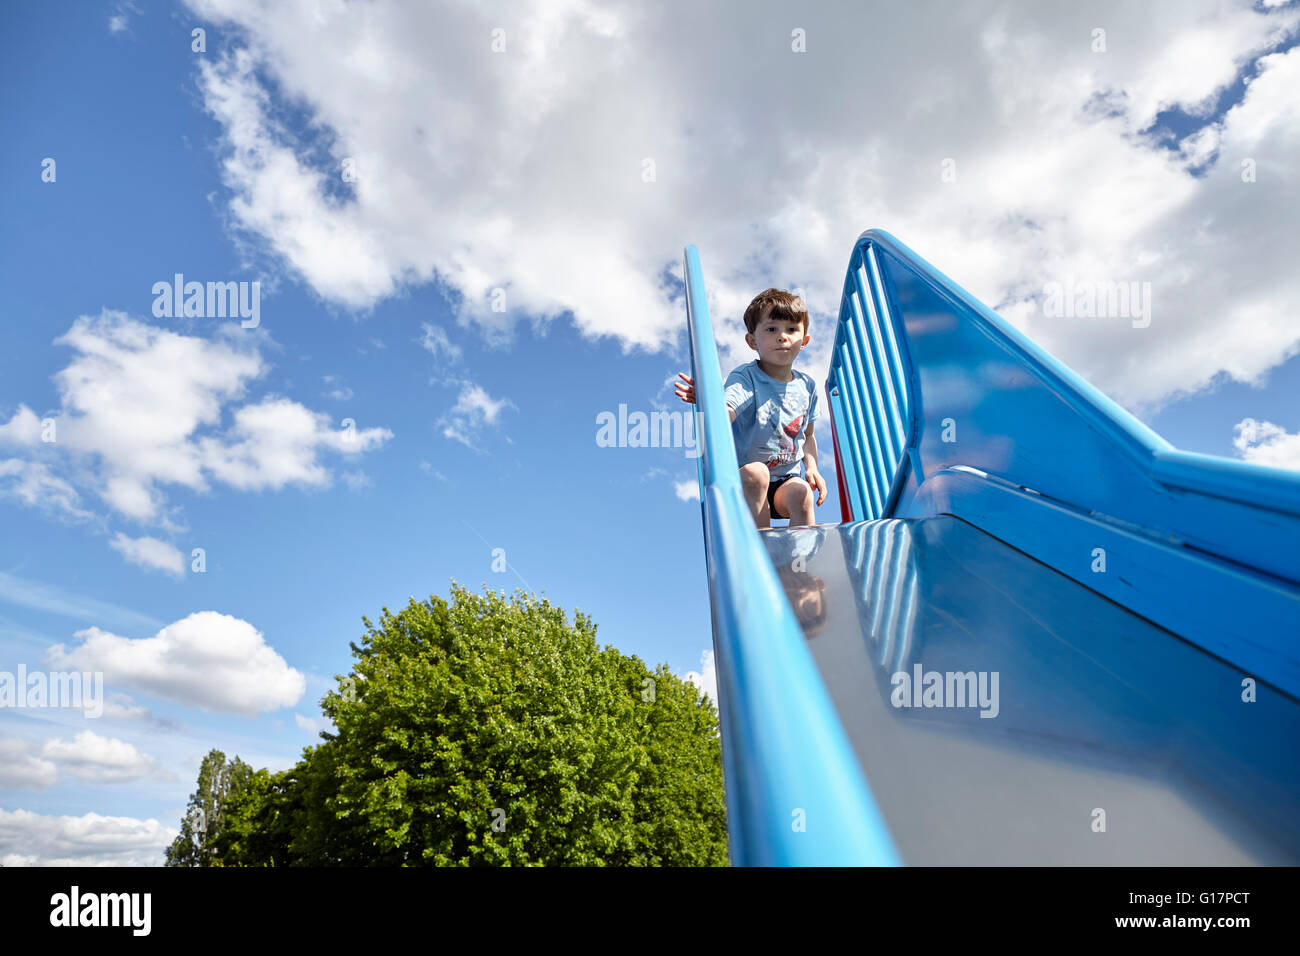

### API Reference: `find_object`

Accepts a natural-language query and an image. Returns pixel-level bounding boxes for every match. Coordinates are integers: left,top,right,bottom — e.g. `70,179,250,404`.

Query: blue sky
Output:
2,0,1298,864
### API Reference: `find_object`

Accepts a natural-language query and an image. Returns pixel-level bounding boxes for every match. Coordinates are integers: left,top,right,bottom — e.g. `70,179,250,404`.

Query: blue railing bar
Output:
855,260,908,456
865,244,913,426
846,304,899,476
685,251,736,492
855,258,906,442
683,244,901,866
852,287,904,470
830,247,918,520
829,325,879,518
837,343,886,518
828,382,868,521
845,291,895,471
1151,449,1300,517
840,363,882,519
829,331,878,519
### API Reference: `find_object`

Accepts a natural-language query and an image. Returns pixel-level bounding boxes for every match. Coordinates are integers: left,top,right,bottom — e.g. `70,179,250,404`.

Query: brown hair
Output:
743,288,809,335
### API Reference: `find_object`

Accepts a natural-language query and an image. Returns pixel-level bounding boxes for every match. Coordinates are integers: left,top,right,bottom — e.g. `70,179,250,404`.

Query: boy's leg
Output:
739,462,772,529
773,477,815,527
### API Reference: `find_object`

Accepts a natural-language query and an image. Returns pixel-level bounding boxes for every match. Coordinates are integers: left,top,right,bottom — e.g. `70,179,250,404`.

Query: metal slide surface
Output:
760,517,1300,865
683,232,1300,865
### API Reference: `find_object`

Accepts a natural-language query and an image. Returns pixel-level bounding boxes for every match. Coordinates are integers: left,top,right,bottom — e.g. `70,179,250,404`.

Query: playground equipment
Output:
684,230,1300,866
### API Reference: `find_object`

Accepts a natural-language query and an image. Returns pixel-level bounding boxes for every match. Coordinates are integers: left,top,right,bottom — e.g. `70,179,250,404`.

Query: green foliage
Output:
164,750,256,866
179,583,726,866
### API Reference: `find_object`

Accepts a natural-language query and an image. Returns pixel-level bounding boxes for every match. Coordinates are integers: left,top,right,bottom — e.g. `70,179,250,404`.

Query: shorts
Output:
767,473,802,519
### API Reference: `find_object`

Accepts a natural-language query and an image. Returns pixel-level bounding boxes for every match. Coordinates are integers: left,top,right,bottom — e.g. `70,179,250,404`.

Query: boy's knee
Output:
785,478,812,502
739,462,768,491
779,478,813,512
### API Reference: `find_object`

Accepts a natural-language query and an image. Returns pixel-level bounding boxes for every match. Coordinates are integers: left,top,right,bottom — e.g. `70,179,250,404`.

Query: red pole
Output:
826,384,853,522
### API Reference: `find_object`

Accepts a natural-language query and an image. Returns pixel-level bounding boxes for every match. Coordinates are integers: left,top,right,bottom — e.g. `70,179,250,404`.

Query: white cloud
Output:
46,611,306,718
340,470,371,490
321,375,353,402
0,808,175,867
0,459,94,522
1,311,392,524
674,479,700,502
52,310,262,520
41,731,157,783
0,739,58,790
107,0,140,35
419,323,463,363
109,533,186,578
0,405,42,445
1233,417,1300,470
682,648,717,707
97,692,161,723
180,0,1300,415
438,381,514,446
199,396,390,489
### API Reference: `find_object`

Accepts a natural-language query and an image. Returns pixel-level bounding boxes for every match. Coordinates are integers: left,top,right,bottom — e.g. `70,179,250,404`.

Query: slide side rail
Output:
684,244,899,865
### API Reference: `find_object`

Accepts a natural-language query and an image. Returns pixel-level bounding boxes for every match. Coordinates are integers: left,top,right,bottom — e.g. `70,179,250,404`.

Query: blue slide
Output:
684,231,1300,866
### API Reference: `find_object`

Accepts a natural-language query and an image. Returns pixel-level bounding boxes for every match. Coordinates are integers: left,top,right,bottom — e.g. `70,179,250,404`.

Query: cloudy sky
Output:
2,0,1298,865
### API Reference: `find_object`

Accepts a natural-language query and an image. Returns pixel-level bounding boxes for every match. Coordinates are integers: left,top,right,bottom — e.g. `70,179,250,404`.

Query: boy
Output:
675,288,827,528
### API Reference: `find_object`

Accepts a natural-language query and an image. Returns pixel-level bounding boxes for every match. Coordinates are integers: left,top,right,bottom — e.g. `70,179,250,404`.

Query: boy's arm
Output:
723,368,751,425
803,421,826,505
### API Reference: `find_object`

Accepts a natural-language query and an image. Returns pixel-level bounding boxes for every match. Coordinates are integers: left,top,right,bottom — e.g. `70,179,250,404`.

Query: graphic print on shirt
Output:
759,392,809,469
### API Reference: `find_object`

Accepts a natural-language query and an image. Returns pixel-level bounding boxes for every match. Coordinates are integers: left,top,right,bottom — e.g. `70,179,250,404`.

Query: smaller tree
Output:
165,750,255,867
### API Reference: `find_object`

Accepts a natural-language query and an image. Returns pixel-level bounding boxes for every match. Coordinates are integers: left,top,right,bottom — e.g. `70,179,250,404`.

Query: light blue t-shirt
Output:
724,360,821,479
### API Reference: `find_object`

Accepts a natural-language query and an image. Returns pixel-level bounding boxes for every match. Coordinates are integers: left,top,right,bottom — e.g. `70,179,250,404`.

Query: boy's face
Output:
791,577,826,629
746,305,810,366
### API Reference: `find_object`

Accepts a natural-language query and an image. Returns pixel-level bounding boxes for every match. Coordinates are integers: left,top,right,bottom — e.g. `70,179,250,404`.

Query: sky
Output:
1,0,1298,865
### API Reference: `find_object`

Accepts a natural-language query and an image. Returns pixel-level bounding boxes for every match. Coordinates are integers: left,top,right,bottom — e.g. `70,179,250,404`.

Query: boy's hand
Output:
805,467,827,506
674,372,696,404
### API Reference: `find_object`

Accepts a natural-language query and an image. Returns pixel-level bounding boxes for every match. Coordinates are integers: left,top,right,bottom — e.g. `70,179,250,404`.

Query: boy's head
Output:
743,288,809,336
743,289,810,364
776,565,828,637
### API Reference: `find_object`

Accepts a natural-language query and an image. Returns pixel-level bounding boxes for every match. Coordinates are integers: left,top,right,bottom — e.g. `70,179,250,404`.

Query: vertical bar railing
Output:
829,241,915,521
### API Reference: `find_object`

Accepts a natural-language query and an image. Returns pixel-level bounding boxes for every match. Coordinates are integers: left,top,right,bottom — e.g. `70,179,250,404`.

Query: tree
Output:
165,750,256,866
178,583,727,866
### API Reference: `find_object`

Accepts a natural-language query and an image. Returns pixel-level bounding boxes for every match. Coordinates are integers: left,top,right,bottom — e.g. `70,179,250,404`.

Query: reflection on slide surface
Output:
760,516,1300,865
